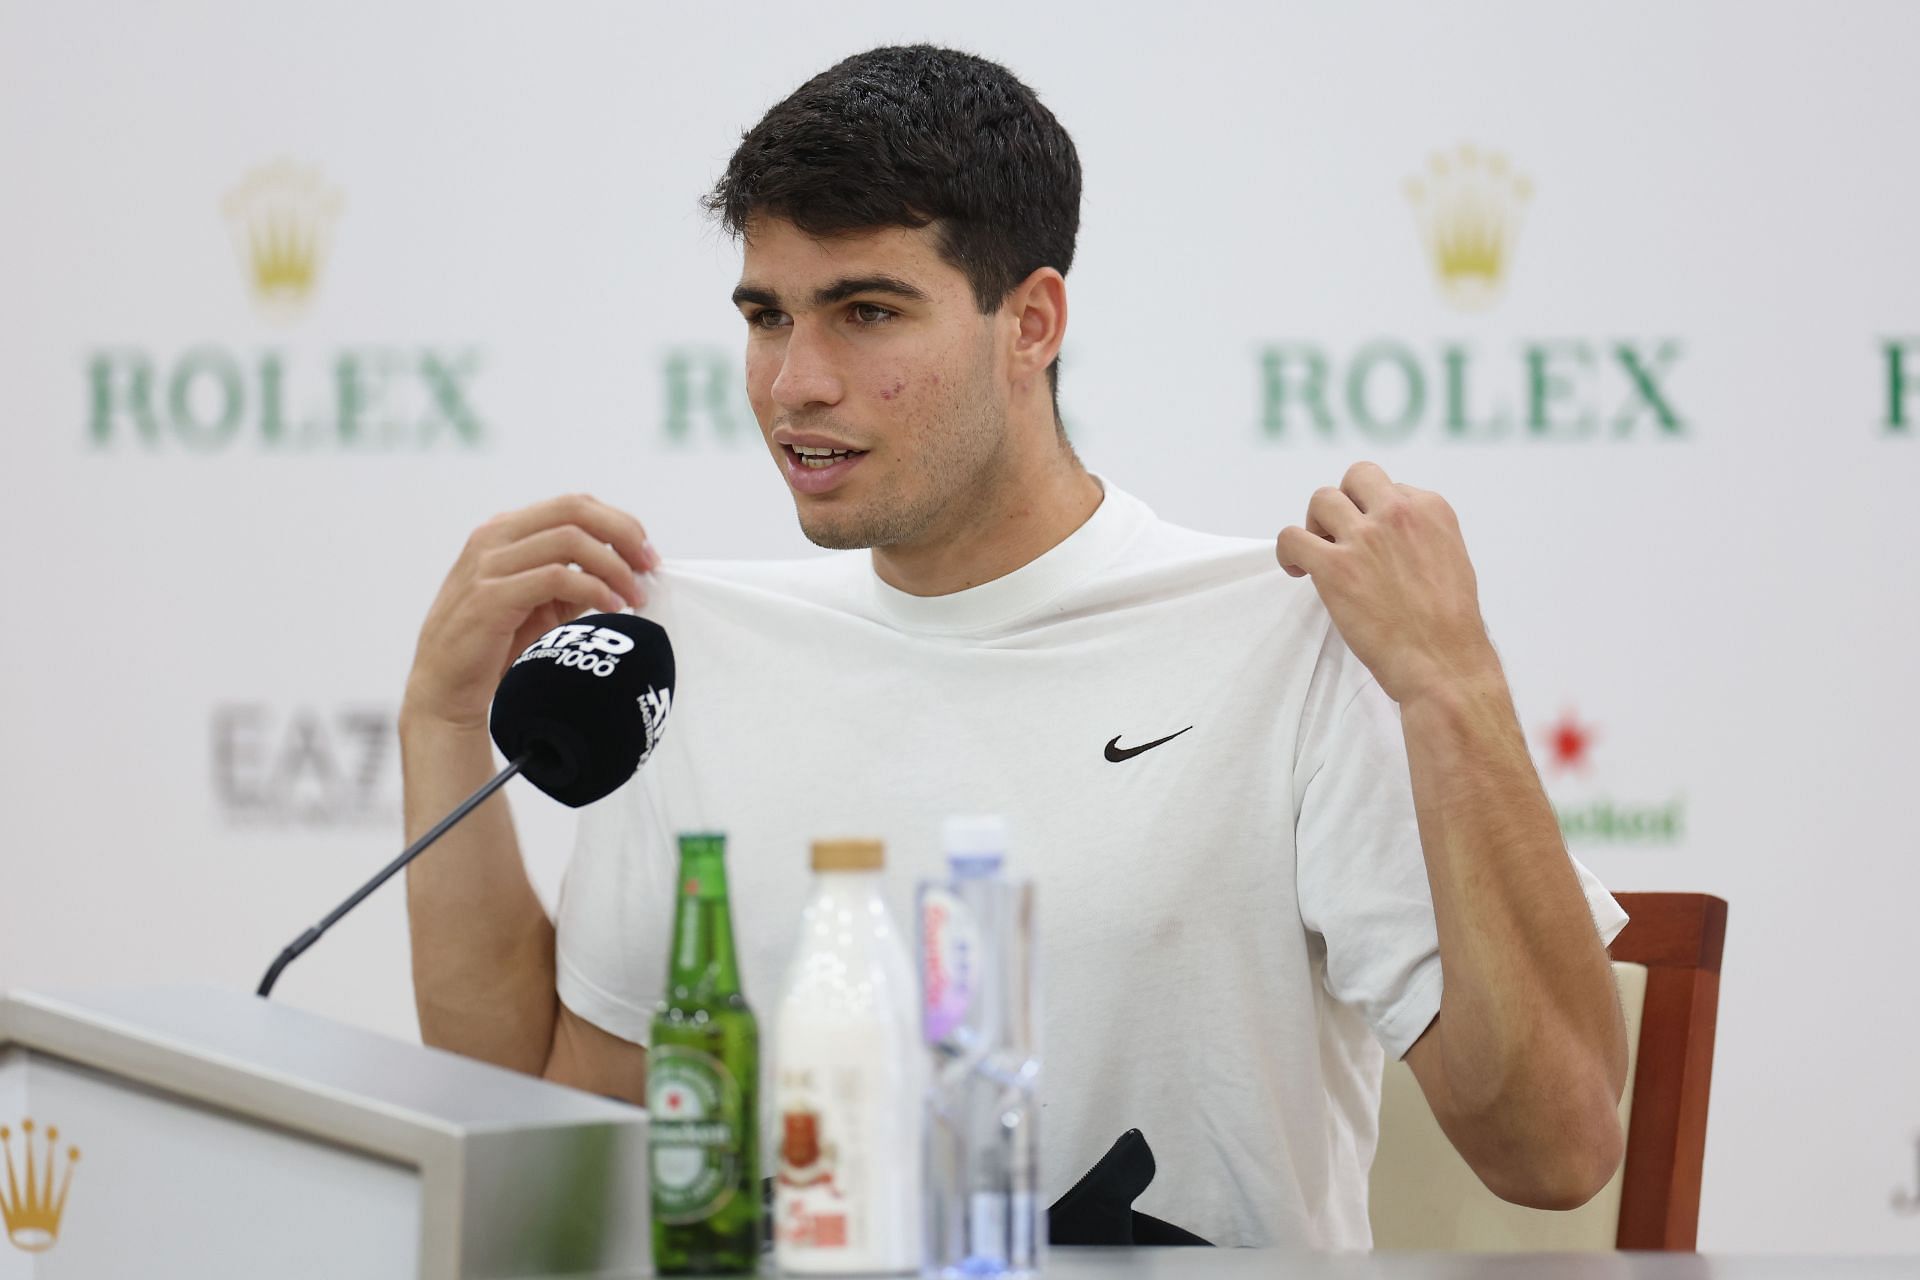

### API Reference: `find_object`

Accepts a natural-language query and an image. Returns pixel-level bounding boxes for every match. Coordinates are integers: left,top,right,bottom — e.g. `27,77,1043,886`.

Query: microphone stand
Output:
256,752,530,998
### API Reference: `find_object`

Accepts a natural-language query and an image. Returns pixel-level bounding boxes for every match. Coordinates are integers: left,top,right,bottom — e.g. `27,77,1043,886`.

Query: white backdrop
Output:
3,0,1917,1254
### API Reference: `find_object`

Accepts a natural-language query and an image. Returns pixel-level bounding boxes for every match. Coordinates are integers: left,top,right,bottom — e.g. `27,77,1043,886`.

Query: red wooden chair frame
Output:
1607,892,1728,1250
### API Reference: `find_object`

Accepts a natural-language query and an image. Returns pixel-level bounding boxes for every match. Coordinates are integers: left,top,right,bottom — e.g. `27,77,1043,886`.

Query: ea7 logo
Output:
529,624,635,657
212,704,395,826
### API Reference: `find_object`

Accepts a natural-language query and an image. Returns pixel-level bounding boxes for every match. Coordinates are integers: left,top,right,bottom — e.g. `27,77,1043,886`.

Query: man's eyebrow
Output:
731,275,931,310
812,274,930,306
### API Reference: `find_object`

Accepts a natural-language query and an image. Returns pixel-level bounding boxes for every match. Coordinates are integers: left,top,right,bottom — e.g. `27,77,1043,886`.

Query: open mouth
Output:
779,442,870,494
785,443,869,470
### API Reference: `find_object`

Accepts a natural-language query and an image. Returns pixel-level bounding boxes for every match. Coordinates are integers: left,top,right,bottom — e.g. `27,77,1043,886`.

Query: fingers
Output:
482,563,629,617
1340,460,1397,512
480,494,657,578
1283,470,1388,577
1306,486,1362,541
409,497,655,732
482,525,644,609
1276,526,1330,578
1281,485,1362,578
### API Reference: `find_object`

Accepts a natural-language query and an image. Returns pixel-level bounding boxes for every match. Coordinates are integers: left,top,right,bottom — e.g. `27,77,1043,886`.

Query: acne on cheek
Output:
878,377,908,402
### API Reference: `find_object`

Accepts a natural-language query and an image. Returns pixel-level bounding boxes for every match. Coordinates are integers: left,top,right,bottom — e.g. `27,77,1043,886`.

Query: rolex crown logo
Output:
223,159,343,320
0,1118,80,1253
1404,144,1532,312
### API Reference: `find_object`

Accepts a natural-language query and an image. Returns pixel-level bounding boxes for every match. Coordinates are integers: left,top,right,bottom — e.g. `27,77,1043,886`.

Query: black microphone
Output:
256,613,675,998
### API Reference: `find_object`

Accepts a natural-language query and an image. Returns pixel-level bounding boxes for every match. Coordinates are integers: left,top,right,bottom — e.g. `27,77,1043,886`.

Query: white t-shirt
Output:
555,481,1628,1249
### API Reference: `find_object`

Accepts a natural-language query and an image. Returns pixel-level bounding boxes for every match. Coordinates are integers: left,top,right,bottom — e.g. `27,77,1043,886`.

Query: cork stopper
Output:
811,838,885,872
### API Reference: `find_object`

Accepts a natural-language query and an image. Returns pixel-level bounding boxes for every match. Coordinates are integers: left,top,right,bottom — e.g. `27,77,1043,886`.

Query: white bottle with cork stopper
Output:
772,838,925,1274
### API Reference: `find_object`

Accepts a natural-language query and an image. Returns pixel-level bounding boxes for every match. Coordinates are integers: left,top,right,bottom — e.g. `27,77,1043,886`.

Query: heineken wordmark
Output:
648,832,761,1274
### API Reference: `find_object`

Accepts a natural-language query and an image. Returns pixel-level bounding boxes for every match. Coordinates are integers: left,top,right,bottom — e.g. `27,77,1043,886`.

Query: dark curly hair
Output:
705,44,1082,412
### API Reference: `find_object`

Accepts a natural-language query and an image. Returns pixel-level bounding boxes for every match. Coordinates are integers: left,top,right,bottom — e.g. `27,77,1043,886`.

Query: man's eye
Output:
749,309,789,329
852,303,895,324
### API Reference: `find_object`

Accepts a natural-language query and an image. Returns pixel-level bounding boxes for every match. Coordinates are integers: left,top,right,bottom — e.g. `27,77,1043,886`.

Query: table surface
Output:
690,1251,1920,1279
1042,1253,1920,1278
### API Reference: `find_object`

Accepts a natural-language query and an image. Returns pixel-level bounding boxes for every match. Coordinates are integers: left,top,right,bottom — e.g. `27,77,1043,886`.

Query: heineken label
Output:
648,1045,745,1224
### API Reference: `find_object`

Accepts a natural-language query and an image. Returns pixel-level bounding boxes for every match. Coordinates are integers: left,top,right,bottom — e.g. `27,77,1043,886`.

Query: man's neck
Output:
871,447,1104,598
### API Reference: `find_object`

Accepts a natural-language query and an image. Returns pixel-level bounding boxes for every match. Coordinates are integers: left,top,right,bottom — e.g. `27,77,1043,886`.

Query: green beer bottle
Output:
648,832,761,1274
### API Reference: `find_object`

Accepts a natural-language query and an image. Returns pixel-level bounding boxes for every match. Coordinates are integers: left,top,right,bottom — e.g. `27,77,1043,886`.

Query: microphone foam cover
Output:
489,613,676,808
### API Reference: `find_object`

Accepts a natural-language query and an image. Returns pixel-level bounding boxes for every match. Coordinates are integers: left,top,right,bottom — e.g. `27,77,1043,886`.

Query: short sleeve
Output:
1294,632,1630,1061
553,775,673,1047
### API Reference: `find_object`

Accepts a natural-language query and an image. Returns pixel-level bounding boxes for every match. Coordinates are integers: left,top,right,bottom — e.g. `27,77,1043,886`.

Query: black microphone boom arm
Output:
256,611,674,999
256,753,530,998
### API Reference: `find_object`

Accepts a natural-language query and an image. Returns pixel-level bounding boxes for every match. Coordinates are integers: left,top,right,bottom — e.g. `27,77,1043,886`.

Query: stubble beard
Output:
795,373,1008,553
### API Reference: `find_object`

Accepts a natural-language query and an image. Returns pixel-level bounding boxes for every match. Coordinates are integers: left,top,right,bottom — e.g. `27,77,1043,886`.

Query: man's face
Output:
734,216,1010,552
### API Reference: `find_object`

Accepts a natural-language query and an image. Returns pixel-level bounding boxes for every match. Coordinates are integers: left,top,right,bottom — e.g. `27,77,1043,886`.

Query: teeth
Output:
792,444,860,469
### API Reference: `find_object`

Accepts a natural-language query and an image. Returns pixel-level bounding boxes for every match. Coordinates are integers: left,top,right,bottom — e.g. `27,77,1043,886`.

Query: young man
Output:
402,45,1628,1249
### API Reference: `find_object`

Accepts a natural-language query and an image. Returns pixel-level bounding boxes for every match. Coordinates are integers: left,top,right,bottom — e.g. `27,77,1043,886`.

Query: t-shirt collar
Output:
865,477,1147,636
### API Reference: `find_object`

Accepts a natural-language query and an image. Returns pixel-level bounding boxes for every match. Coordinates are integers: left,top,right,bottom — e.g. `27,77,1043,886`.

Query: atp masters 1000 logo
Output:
1258,145,1687,446
87,160,488,453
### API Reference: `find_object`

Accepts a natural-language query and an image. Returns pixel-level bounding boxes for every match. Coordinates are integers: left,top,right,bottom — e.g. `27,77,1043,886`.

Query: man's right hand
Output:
403,494,659,734
401,494,655,1089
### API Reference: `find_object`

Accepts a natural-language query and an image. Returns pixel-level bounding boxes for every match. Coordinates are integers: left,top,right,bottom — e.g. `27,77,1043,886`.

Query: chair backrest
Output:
1369,892,1727,1252
1369,961,1647,1250
1608,892,1727,1250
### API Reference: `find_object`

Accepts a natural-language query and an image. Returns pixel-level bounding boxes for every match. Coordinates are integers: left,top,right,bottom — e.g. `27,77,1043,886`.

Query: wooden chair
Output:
1607,892,1727,1249
1369,892,1727,1252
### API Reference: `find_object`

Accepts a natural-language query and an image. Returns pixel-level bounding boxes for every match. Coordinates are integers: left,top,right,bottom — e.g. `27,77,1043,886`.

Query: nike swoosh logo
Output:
1104,727,1193,762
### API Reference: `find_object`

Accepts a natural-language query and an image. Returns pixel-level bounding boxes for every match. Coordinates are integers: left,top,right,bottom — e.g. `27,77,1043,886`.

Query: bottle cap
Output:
811,838,884,872
942,815,1006,857
943,815,1006,877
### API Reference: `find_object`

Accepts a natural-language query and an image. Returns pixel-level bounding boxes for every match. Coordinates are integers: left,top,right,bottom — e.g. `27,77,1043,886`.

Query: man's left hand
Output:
1276,461,1502,707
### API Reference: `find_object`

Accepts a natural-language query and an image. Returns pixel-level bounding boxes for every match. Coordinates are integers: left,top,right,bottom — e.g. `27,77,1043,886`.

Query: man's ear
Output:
1005,266,1067,386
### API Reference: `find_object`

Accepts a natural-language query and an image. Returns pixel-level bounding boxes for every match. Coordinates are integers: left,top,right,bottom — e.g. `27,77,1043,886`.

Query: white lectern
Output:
0,986,650,1279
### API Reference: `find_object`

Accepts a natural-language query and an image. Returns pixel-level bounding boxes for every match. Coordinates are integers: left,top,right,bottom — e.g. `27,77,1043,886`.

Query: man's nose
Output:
770,321,845,411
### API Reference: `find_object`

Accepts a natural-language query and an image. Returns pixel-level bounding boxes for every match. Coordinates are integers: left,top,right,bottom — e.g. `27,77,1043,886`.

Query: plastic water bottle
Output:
919,816,1042,1279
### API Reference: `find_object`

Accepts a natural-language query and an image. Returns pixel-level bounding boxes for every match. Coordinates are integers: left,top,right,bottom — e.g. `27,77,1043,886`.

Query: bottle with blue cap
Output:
919,816,1042,1279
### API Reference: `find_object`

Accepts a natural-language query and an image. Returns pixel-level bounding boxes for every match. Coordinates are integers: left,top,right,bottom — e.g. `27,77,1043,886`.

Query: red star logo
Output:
664,1090,684,1112
1540,710,1597,775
